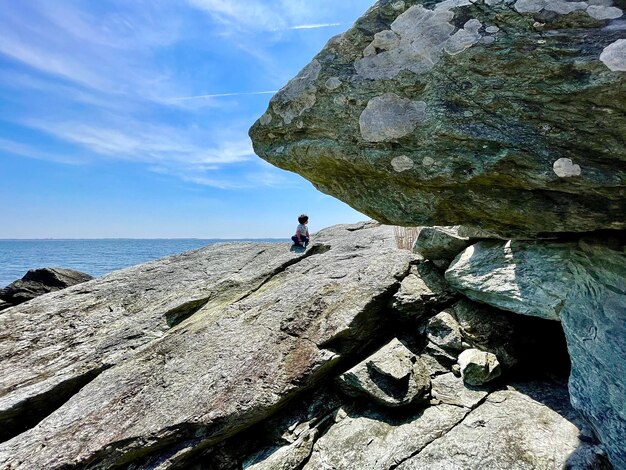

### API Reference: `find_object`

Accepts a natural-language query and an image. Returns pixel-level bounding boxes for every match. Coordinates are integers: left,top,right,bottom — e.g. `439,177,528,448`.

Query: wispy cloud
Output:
0,137,82,165
187,0,343,33
0,0,371,191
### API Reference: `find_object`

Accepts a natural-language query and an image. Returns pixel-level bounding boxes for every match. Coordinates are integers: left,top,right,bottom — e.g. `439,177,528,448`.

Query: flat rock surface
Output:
0,222,415,468
431,372,488,409
446,239,626,468
303,404,469,470
249,0,626,237
397,382,608,470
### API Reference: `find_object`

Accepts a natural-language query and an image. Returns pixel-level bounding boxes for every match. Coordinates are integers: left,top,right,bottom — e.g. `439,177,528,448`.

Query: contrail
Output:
172,90,278,101
288,22,341,30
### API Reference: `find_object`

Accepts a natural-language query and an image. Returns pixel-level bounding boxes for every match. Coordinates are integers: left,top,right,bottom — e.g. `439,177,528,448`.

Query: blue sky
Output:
0,0,372,238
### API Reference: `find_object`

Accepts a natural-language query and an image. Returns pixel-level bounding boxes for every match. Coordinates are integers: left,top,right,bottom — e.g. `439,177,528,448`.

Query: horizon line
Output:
0,237,289,241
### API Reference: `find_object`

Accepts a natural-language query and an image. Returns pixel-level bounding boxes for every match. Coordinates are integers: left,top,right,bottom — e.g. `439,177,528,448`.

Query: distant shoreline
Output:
0,238,289,241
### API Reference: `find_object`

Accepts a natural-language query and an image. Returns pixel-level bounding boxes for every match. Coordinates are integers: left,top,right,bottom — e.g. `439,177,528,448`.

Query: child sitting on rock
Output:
291,214,310,248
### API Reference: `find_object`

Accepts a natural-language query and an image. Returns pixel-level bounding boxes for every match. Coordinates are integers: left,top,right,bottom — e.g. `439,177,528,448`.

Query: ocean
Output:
0,239,287,288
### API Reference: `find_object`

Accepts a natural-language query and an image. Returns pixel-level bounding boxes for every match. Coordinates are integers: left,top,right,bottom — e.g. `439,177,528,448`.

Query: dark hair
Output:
298,214,309,224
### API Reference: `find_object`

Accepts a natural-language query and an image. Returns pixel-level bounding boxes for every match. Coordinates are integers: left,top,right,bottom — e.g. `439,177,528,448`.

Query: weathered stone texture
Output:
0,222,415,468
337,338,430,407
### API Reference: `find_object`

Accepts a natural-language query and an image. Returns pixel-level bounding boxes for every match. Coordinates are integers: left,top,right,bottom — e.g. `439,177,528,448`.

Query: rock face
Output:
0,267,93,306
446,239,626,468
0,221,612,469
250,0,626,237
391,261,456,318
0,222,416,468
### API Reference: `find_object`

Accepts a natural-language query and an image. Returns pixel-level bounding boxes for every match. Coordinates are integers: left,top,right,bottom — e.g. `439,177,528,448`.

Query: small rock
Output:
413,226,479,261
457,349,501,386
337,338,430,407
391,262,457,318
0,268,93,306
423,311,463,352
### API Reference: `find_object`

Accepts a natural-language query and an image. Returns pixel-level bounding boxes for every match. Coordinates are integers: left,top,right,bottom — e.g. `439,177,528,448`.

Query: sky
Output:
0,0,373,238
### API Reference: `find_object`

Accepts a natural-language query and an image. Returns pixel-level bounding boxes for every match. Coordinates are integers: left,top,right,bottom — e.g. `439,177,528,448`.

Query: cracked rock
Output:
423,310,464,352
396,382,610,470
303,404,469,470
446,239,626,467
431,372,489,409
337,338,430,407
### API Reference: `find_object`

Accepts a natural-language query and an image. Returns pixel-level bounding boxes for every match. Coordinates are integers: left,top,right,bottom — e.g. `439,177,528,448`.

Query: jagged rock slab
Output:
423,310,464,352
397,382,609,470
391,261,456,318
446,239,626,468
0,300,10,312
0,241,306,443
0,267,93,306
302,404,470,470
250,0,626,237
0,222,416,468
337,338,430,407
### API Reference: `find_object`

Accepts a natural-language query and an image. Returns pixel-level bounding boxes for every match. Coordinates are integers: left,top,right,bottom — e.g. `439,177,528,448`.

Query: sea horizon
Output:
0,238,289,288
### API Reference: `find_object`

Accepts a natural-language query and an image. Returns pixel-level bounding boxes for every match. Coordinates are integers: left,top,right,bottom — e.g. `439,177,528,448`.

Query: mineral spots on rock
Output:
600,39,626,71
587,5,623,19
515,0,623,20
359,93,427,142
391,155,415,172
259,113,272,126
271,60,321,124
445,19,482,55
553,158,582,177
324,77,342,91
355,4,485,80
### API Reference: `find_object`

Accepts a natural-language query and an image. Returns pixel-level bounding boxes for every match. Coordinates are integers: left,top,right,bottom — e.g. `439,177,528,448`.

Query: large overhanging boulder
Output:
249,0,626,238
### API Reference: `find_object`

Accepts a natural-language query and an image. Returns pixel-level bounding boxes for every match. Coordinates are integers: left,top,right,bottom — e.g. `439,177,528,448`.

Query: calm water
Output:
0,239,286,288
